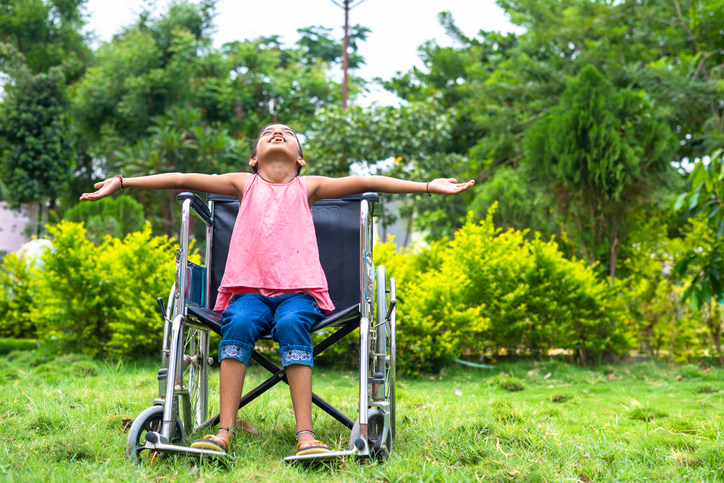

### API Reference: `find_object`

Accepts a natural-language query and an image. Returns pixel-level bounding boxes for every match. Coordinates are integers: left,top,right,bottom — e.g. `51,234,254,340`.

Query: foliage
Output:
0,0,91,80
618,210,706,363
306,101,474,239
469,166,556,234
30,221,182,357
375,206,632,373
0,66,74,209
297,24,370,69
0,338,37,355
64,195,144,244
385,1,724,237
0,253,37,338
524,64,677,281
674,150,724,363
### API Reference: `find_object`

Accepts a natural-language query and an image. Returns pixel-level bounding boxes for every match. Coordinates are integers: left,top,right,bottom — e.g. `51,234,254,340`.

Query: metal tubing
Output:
375,266,387,400
312,393,356,429
162,314,185,442
199,329,209,427
358,316,370,427
175,199,191,322
390,278,396,384
162,283,176,369
205,200,214,310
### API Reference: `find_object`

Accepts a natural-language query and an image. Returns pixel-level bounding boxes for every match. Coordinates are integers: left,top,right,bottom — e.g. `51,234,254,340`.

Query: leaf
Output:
673,193,688,211
708,204,721,219
689,287,701,312
673,254,696,277
689,193,700,211
710,264,722,297
702,281,712,306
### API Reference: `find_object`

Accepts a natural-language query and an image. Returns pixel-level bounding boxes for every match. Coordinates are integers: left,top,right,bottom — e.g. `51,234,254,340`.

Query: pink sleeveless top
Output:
213,174,334,314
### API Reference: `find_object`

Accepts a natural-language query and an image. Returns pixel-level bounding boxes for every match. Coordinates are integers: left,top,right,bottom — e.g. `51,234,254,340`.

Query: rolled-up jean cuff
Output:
219,340,253,365
280,345,313,368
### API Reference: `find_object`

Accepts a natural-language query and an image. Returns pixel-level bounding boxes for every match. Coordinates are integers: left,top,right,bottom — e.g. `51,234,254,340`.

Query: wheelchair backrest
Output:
206,193,371,316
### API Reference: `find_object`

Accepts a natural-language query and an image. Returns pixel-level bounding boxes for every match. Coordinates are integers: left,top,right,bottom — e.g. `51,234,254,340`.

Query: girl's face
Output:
249,124,305,172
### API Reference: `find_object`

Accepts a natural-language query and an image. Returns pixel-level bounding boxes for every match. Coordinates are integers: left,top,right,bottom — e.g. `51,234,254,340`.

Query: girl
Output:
80,124,474,456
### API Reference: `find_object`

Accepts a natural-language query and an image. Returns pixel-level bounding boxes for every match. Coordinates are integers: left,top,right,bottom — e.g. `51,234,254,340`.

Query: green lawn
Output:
1,350,723,482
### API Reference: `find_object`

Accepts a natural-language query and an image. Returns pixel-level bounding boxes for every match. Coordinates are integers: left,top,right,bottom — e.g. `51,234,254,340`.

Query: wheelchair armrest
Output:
176,192,213,226
361,192,379,203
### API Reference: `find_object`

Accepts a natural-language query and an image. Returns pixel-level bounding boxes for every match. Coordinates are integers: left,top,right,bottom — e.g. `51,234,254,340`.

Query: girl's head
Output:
249,123,305,175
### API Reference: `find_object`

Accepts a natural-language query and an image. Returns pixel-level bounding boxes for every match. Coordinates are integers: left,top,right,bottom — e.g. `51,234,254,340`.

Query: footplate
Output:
283,449,358,463
142,433,230,460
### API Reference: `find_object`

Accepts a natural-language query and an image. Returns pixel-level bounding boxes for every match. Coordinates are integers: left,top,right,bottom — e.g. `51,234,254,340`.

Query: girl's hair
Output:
250,123,304,175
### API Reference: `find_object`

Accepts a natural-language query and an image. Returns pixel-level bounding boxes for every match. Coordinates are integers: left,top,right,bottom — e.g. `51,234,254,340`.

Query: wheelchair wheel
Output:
126,405,183,465
181,325,209,434
368,411,392,461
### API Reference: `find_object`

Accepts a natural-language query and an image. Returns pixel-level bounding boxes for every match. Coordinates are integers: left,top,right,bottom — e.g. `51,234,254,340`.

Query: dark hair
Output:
250,123,304,175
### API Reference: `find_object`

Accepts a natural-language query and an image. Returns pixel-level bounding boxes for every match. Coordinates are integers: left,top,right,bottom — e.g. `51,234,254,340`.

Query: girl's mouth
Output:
271,135,285,142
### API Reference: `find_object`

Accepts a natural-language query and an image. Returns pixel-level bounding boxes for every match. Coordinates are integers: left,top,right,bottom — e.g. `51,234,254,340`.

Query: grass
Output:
1,351,723,482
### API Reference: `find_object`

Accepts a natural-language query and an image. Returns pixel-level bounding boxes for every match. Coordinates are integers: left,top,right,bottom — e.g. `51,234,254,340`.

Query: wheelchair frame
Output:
126,191,397,464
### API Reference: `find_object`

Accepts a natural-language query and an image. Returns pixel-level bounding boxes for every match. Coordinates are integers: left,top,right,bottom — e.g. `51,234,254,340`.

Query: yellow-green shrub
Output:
376,208,633,373
31,221,179,357
0,252,36,338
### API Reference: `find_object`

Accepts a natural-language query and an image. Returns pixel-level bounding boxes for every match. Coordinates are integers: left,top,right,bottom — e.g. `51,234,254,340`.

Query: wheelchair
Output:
125,190,397,464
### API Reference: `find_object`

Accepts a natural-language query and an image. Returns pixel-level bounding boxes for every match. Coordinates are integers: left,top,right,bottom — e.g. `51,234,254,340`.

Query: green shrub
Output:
376,206,632,373
31,220,179,357
64,195,144,244
0,252,37,338
0,338,38,354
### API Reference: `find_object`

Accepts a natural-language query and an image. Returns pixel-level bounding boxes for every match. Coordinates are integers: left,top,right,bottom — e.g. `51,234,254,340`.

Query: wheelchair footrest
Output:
283,449,358,463
143,441,230,459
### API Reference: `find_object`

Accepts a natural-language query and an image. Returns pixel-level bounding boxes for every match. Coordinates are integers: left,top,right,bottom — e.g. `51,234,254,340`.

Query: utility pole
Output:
330,0,367,110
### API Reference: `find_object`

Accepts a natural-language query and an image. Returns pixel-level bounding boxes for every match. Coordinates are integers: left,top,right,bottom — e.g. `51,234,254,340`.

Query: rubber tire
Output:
368,412,392,461
126,405,183,465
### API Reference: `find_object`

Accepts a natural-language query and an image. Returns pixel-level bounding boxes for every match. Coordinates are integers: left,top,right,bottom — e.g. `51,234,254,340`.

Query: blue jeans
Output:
219,293,325,368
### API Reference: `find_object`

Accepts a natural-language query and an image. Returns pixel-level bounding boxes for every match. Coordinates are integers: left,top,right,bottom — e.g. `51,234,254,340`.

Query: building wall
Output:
0,202,35,255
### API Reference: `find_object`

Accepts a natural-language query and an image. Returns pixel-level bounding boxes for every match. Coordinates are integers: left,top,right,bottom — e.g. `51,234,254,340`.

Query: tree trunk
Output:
609,212,618,283
709,302,724,365
402,206,414,248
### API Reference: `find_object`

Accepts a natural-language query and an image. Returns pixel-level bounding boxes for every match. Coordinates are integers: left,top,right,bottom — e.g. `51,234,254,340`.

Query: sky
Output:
83,0,524,105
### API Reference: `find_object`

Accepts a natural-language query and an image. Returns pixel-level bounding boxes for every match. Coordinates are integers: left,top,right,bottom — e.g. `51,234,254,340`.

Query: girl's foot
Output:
190,428,234,453
295,429,330,455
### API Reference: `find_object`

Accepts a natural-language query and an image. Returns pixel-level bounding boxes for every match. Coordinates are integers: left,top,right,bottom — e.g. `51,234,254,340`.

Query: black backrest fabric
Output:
207,193,370,316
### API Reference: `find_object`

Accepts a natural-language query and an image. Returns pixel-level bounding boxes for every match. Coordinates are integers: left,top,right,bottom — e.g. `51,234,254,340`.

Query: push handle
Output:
176,192,213,226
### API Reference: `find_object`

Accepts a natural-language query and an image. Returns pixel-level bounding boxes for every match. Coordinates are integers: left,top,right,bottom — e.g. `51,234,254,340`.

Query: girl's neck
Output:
258,173,297,184
256,166,298,184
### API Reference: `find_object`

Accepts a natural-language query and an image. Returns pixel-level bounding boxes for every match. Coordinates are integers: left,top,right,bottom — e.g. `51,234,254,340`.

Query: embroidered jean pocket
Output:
312,300,323,314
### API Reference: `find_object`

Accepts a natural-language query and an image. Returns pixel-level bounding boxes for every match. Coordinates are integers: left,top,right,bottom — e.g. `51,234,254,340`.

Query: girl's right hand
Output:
79,175,122,201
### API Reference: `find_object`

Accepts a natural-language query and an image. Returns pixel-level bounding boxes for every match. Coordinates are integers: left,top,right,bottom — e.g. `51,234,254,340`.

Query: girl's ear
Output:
249,157,258,168
297,157,306,167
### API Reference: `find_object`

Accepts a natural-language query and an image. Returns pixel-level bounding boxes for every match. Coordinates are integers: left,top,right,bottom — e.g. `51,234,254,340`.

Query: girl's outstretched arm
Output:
307,175,474,204
79,172,248,201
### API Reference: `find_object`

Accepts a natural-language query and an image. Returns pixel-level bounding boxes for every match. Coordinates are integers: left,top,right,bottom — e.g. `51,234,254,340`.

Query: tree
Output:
0,0,91,80
524,65,677,281
674,150,724,363
0,66,74,232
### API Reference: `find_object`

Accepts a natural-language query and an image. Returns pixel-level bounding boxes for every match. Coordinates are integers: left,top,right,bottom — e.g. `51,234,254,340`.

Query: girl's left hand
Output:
428,178,475,195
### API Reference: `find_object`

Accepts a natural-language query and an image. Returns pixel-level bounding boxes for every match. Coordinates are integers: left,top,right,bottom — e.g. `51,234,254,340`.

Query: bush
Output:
376,207,632,373
0,252,37,338
30,220,180,357
64,195,144,244
0,338,38,354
